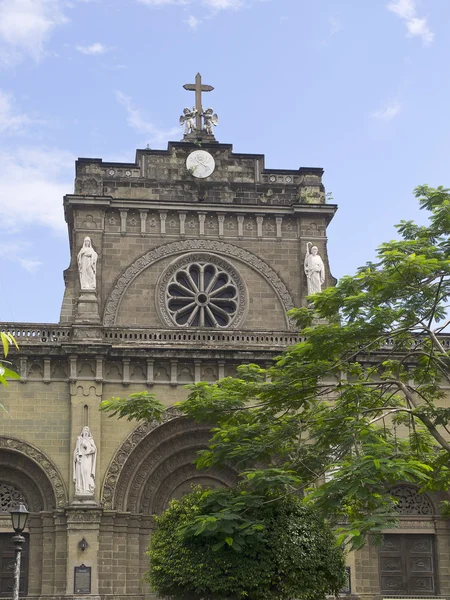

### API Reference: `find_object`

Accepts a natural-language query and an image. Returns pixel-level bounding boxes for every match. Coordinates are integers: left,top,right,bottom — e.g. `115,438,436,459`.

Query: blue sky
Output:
0,0,448,323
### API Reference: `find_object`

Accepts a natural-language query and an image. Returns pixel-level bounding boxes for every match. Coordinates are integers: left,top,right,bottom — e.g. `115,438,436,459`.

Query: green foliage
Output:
102,185,450,551
148,487,346,600
175,185,450,547
0,332,20,389
100,392,164,422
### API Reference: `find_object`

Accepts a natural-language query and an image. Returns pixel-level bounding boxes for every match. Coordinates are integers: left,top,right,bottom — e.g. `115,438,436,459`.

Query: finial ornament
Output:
181,73,218,140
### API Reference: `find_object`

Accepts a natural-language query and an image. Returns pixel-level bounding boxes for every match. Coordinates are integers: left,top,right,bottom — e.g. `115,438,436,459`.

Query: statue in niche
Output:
201,107,218,135
73,426,97,496
180,107,197,135
304,242,325,295
77,236,98,290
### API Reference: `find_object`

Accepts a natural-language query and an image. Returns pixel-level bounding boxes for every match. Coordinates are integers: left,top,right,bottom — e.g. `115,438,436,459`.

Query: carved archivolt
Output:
101,412,236,512
101,408,181,509
103,239,294,328
0,438,67,509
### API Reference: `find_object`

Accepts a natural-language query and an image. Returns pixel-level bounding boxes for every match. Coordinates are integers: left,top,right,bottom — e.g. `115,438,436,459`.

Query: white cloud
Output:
186,14,200,28
18,257,43,272
0,241,43,273
371,100,402,121
0,146,73,234
203,0,242,8
387,0,434,45
115,91,179,145
0,0,68,65
329,16,342,35
0,90,31,132
137,0,189,5
76,42,108,55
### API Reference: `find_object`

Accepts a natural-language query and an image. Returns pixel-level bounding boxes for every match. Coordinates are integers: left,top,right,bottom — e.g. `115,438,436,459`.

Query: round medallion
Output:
269,175,276,183
285,175,292,183
186,150,215,179
108,169,115,176
125,170,132,177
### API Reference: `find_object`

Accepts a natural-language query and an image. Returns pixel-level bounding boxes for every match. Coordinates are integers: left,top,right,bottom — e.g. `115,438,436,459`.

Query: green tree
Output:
102,185,450,549
0,332,19,387
148,487,346,600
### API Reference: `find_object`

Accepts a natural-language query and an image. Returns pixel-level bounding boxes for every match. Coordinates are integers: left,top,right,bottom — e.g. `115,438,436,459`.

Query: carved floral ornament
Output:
0,483,27,512
390,485,434,516
103,239,295,328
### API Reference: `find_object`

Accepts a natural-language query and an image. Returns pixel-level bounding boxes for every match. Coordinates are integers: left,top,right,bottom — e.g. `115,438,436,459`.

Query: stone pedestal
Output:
75,290,100,324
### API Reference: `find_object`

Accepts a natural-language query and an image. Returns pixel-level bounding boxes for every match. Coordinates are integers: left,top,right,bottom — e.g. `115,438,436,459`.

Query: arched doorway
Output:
100,414,237,596
0,438,67,597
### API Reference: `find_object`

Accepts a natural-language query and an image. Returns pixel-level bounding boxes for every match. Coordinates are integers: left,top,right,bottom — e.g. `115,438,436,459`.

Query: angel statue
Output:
202,107,218,135
180,107,197,135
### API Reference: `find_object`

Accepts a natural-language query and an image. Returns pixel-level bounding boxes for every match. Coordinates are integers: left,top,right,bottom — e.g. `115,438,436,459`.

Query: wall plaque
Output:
74,564,91,594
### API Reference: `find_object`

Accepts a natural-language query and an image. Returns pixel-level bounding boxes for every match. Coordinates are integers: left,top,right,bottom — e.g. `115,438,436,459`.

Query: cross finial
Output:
183,73,214,131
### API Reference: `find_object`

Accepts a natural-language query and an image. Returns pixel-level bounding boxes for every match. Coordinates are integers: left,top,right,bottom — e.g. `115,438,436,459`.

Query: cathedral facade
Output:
1,81,449,600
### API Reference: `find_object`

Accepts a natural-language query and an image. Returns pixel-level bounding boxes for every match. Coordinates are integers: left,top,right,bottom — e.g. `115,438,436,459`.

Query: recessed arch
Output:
101,412,237,513
102,239,295,328
0,437,68,510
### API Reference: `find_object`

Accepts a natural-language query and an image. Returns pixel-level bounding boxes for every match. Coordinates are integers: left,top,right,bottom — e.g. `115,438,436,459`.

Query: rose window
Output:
167,262,239,327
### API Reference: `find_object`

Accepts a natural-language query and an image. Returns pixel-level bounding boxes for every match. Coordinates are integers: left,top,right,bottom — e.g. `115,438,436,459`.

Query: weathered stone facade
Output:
1,139,449,600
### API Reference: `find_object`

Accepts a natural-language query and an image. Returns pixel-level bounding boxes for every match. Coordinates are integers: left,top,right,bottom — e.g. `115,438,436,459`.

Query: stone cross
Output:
183,73,214,131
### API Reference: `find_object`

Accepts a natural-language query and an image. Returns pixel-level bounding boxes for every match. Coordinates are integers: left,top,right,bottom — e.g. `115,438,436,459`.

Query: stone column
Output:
256,215,264,239
218,214,225,238
179,212,186,237
139,210,148,235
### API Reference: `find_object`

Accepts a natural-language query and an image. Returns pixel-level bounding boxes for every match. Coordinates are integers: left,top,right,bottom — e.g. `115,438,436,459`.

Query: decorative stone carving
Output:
77,236,98,290
304,242,325,295
157,253,247,329
0,483,27,512
201,108,218,136
390,485,434,515
73,426,97,496
180,107,197,135
186,150,215,179
0,437,67,507
103,239,294,328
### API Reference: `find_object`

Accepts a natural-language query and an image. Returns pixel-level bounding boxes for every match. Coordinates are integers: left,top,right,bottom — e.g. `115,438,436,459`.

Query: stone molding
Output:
103,239,294,328
0,437,67,508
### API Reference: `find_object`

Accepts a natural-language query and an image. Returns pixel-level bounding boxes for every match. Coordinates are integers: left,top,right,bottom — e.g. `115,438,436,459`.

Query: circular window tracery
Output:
157,253,247,329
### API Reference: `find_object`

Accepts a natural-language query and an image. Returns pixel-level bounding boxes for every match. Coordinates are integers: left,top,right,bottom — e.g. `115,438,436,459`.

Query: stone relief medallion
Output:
157,253,248,329
186,150,215,178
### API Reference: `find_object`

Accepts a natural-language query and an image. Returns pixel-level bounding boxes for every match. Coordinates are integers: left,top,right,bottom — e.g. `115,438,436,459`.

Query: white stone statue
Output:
77,236,98,290
304,242,325,295
201,107,218,135
180,107,197,135
73,426,97,496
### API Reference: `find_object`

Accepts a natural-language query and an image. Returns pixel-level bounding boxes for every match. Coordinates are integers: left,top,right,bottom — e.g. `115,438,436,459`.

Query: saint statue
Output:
73,426,97,496
304,242,325,295
180,107,197,135
201,107,218,135
77,236,98,291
